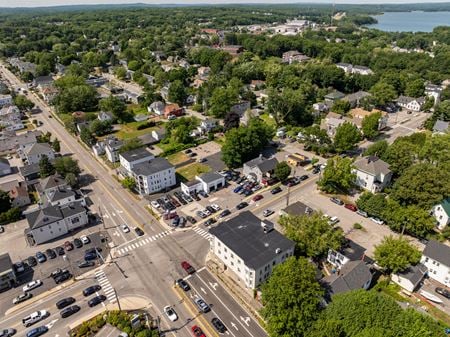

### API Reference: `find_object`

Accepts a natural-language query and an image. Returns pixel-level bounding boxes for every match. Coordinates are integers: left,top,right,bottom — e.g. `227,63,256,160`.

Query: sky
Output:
1,0,450,8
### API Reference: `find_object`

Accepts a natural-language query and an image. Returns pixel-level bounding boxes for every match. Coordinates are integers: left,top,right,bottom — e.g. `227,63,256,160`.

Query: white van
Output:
22,310,48,327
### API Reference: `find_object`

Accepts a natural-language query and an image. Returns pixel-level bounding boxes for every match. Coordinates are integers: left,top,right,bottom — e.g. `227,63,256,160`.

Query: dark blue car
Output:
26,326,48,337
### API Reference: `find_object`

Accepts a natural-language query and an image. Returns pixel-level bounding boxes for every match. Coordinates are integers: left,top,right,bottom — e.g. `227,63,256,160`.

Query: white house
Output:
0,94,13,108
119,148,154,174
25,202,88,245
130,158,176,195
353,156,392,193
282,51,310,64
420,240,450,286
352,65,374,75
209,211,295,289
0,106,24,131
105,137,123,163
336,63,353,73
92,141,106,156
431,198,450,230
151,128,166,142
148,101,165,116
396,96,425,112
197,119,217,135
181,172,225,195
243,155,278,183
392,264,427,293
22,143,55,165
424,84,442,103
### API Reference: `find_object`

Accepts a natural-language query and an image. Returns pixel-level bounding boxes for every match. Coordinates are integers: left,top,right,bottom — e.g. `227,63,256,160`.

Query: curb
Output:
171,285,219,337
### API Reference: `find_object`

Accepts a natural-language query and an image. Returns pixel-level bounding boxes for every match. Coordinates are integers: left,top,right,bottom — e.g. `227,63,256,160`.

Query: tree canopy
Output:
373,236,421,273
318,156,355,194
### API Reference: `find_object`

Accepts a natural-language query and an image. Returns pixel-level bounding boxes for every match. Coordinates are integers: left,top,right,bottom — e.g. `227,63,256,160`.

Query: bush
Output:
353,222,363,230
136,121,155,130
0,207,21,225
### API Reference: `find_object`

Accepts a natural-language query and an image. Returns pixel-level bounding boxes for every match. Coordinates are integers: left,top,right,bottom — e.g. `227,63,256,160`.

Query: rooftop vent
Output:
275,248,282,254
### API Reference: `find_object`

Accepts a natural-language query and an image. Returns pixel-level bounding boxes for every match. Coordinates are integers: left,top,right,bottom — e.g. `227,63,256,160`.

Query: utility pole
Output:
114,288,121,311
98,205,105,230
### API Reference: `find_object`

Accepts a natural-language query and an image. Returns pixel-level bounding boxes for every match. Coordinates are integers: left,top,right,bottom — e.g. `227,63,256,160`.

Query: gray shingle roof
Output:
282,201,313,216
198,172,223,184
40,175,66,191
245,156,278,174
395,263,427,287
209,211,295,269
423,240,450,267
131,157,173,176
60,201,86,218
325,260,372,295
48,188,75,202
26,205,63,229
0,253,13,273
433,120,449,133
120,148,152,162
354,156,391,176
25,142,53,156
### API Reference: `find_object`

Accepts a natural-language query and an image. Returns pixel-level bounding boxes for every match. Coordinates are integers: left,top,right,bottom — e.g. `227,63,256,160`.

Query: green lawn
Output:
127,104,148,116
115,121,158,140
167,152,189,165
176,163,210,181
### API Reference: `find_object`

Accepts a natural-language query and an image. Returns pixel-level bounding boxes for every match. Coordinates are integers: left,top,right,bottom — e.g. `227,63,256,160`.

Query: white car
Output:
370,217,384,225
151,200,160,209
164,306,178,322
328,216,340,225
22,280,42,292
203,209,211,216
263,209,274,217
121,224,130,233
211,204,221,212
80,235,90,244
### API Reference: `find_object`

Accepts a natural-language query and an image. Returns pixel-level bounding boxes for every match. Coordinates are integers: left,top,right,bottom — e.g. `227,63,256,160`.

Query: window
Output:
425,257,429,262
273,261,276,266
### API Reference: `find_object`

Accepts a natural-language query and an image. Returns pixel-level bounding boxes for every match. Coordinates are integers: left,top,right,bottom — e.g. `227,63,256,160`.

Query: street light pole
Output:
114,288,121,311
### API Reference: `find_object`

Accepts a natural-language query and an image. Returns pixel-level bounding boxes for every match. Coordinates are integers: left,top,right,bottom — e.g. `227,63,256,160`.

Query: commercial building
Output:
181,172,225,195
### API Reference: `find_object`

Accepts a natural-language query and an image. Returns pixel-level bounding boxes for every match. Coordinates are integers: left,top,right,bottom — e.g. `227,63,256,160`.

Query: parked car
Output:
370,217,384,225
330,197,344,205
35,252,46,263
299,174,309,181
83,285,101,296
88,295,106,307
178,217,186,228
164,306,178,322
50,268,68,279
0,328,16,337
27,256,37,267
54,246,65,256
78,261,95,268
344,204,357,212
270,186,282,194
56,297,76,309
252,194,264,202
150,200,160,209
186,216,197,224
263,209,274,217
197,158,206,163
312,166,320,174
84,252,98,261
191,325,206,337
236,202,248,210
211,204,221,212
80,235,90,244
204,218,216,226
23,280,43,292
121,224,130,233
196,211,207,219
205,206,216,214
60,305,80,318
194,298,210,313
22,310,49,327
13,293,32,305
45,249,56,259
233,186,243,193
54,271,72,284
135,227,145,236
435,287,450,299
218,209,231,218
73,238,83,248
26,326,48,337
171,217,180,227
181,261,195,274
328,216,340,225
356,209,368,217
198,191,208,198
14,262,25,273
211,317,227,333
176,279,190,291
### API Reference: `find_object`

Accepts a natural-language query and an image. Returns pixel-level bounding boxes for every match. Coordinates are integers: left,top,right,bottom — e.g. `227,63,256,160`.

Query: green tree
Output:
261,257,323,337
54,84,98,113
332,100,351,115
223,111,240,130
119,138,143,154
90,120,113,136
267,87,314,126
373,236,421,273
381,138,419,176
369,81,397,106
274,161,291,182
114,66,127,80
280,213,343,258
317,156,355,194
52,139,61,153
333,122,362,153
39,155,55,178
80,127,96,147
208,87,234,119
99,96,127,122
222,118,274,168
364,140,388,157
168,80,187,105
13,95,34,110
121,177,136,191
404,78,425,98
361,112,382,139
0,190,12,214
419,133,450,166
54,157,81,178
64,172,78,188
356,192,387,218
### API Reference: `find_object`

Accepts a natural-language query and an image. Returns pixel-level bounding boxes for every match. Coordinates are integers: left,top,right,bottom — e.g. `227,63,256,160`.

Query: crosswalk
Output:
115,231,171,256
95,269,117,304
192,227,213,241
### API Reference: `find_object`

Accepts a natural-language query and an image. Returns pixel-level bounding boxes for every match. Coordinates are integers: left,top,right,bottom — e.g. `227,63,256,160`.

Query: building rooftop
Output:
209,211,295,269
282,201,313,217
324,260,372,295
24,142,53,156
394,263,427,286
433,120,449,133
0,253,13,274
423,240,450,267
47,187,76,203
120,148,153,162
244,155,278,174
40,175,67,191
26,205,63,229
354,156,391,176
438,198,450,216
197,172,223,184
131,157,173,176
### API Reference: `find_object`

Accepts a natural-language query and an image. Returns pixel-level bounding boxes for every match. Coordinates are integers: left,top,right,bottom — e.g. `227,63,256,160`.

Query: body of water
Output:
367,11,450,32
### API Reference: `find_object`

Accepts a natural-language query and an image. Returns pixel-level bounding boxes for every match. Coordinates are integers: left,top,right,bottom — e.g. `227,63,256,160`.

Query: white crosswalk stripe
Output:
192,227,213,241
115,231,171,256
95,269,117,304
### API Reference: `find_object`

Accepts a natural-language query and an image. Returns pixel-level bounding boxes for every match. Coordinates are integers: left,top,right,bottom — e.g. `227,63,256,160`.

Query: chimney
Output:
259,153,263,160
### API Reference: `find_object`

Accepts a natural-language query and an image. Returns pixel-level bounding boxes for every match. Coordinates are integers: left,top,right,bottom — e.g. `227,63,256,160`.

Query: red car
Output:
344,204,357,212
181,261,195,274
252,194,264,202
64,241,74,251
191,325,206,337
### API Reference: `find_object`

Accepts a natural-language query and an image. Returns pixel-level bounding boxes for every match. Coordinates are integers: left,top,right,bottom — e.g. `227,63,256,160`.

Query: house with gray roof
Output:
343,91,371,108
22,142,55,165
433,120,449,135
280,201,314,217
421,240,450,286
209,211,295,288
323,260,372,298
0,157,11,176
0,253,16,291
396,95,425,112
324,90,345,104
105,137,123,163
128,157,175,195
392,263,427,293
243,155,279,183
25,201,88,245
353,156,392,193
40,175,68,194
119,148,154,174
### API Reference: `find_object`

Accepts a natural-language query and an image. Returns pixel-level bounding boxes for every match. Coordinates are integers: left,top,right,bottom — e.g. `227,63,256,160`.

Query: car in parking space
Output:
73,238,83,248
13,293,32,305
83,285,101,296
191,325,206,337
435,287,450,299
23,280,43,292
236,202,248,210
330,197,344,205
299,174,309,181
370,217,384,225
164,306,178,322
26,326,48,337
56,297,76,309
163,212,178,220
356,209,368,217
64,241,74,251
88,295,106,307
45,249,56,259
196,211,207,219
78,260,95,268
204,218,216,226
178,217,187,228
84,252,98,261
183,193,193,202
150,200,160,209
252,194,264,202
233,186,243,193
184,149,192,154
171,217,180,227
211,317,227,333
218,209,231,218
27,256,37,267
54,271,72,284
263,209,274,217
176,279,190,291
35,252,46,263
50,268,68,279
243,189,253,196
181,261,195,274
188,152,197,157
80,235,90,244
312,166,320,174
135,227,145,236
0,328,16,337
186,216,197,224
205,205,216,214
194,297,210,313
211,204,221,212
197,158,206,163
60,305,80,318
121,224,130,233
55,246,65,255
344,204,357,212
0,226,4,234
198,191,208,198
328,216,340,225
271,186,282,194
